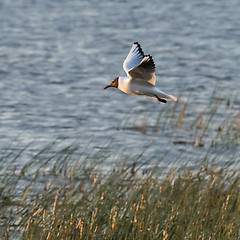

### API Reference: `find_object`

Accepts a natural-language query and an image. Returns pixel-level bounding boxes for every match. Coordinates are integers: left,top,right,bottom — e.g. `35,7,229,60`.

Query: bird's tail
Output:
155,90,177,102
167,94,177,102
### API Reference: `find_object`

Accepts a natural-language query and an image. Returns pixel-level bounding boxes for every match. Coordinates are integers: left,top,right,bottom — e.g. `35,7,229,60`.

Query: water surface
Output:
0,0,240,168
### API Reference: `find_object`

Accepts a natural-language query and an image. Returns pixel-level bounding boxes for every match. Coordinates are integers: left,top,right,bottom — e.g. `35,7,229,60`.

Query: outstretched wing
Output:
123,42,156,85
123,42,145,76
128,54,156,85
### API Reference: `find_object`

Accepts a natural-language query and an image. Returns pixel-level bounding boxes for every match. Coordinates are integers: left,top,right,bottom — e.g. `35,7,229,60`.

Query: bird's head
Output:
104,77,119,90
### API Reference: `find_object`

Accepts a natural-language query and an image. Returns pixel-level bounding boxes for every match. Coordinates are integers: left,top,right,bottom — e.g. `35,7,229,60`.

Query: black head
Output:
104,77,119,90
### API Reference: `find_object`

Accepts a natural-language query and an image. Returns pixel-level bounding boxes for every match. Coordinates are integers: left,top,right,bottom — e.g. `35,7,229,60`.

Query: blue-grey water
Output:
1,0,240,169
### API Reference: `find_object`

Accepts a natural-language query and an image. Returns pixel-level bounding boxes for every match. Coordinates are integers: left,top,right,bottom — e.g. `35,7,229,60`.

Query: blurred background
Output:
0,0,240,170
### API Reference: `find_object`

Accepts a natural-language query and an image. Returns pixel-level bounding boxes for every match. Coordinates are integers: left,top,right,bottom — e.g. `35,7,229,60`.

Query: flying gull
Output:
104,42,177,103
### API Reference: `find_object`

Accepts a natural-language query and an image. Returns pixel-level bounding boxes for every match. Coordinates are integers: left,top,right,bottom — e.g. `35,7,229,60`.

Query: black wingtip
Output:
133,42,144,57
149,55,155,66
138,55,156,72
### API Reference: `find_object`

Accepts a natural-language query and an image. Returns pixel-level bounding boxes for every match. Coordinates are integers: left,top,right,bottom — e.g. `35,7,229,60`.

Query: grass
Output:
0,148,239,239
0,91,240,239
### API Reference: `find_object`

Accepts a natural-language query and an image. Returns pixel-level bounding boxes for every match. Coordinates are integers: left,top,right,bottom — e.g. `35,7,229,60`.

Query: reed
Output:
0,148,239,239
0,91,239,239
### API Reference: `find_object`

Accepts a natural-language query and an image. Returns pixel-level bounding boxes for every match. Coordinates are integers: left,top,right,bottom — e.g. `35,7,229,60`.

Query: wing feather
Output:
128,55,156,85
123,42,145,75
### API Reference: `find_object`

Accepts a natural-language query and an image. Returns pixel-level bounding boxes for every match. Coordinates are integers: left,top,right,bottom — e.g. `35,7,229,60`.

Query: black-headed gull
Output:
104,42,177,103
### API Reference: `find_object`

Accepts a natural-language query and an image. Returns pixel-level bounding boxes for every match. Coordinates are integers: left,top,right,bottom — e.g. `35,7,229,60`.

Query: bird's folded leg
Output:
154,95,167,103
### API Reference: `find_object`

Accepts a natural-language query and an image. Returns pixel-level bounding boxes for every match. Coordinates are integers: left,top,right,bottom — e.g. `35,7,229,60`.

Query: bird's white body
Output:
118,77,175,100
105,42,177,103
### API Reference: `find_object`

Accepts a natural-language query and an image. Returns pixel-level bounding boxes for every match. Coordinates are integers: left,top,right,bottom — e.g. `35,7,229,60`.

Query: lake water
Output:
0,0,240,169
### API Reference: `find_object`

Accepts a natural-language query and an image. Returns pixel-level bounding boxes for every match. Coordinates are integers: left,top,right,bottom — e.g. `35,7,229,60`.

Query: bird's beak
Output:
104,85,111,90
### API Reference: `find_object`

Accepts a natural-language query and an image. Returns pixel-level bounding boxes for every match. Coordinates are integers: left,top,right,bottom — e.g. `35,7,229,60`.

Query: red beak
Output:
104,85,111,90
